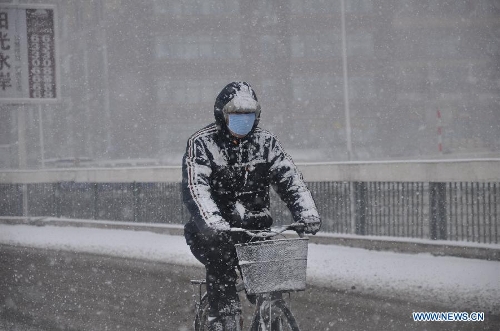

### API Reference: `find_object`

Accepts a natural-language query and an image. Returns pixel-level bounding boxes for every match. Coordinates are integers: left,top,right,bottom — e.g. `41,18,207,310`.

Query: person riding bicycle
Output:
182,81,321,331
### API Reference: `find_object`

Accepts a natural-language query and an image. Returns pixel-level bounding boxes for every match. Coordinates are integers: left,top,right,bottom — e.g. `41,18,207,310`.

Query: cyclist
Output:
182,81,321,331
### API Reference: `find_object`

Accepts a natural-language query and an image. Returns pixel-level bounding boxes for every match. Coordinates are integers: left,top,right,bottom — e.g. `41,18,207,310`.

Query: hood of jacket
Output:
213,82,261,139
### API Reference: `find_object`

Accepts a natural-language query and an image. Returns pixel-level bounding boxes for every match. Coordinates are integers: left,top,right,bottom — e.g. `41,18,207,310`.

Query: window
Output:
260,35,278,59
346,0,373,13
427,1,474,16
347,32,374,56
291,0,339,14
256,1,279,26
396,0,491,17
291,32,341,58
260,79,279,103
153,0,239,16
396,67,428,94
349,75,376,100
425,34,460,58
292,74,343,102
396,0,415,14
476,0,500,17
291,31,373,59
290,0,372,14
155,35,241,60
157,79,225,104
431,66,468,92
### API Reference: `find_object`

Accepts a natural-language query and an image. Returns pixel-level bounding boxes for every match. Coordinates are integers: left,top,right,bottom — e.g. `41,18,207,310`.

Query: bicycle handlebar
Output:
230,222,305,239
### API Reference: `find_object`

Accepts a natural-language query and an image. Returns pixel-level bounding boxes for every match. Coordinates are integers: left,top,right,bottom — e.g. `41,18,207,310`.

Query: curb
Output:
0,216,185,236
1,216,499,261
309,235,500,261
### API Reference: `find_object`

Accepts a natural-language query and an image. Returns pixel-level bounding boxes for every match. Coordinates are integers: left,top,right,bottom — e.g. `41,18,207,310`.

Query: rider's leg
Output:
187,229,242,327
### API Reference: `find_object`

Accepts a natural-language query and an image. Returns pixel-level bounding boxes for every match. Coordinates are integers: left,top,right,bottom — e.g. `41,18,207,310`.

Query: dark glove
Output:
202,226,233,246
300,216,321,235
207,219,231,232
203,219,232,243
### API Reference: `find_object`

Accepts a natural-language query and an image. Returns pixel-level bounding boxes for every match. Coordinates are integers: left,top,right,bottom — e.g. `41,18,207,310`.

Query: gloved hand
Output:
204,219,233,244
208,219,231,232
300,216,321,235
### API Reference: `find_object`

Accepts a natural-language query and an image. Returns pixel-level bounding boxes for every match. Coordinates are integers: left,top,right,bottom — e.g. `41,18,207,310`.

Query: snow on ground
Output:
1,224,499,312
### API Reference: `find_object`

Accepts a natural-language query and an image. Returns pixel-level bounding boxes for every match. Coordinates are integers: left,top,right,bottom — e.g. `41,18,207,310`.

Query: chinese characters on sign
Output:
0,5,58,102
0,12,12,92
26,9,56,99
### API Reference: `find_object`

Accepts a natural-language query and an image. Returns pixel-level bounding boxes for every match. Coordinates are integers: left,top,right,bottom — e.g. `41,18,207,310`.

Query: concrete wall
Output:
1,159,499,184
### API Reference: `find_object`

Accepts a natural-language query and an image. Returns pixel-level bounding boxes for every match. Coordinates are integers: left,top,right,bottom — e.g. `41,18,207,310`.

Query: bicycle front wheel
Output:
250,299,301,331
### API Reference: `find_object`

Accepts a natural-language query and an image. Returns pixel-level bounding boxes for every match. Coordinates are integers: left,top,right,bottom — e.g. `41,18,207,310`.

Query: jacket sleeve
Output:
182,137,229,231
268,137,321,223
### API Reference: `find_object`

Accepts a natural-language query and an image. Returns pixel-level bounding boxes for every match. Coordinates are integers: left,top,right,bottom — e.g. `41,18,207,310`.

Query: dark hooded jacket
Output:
182,82,320,235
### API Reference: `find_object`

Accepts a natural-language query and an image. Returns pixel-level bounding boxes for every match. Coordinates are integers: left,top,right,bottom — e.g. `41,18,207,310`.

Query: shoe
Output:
207,316,223,331
223,315,239,331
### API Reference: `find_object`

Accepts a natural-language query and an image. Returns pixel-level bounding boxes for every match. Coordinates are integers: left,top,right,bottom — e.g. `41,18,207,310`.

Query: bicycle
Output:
190,223,308,331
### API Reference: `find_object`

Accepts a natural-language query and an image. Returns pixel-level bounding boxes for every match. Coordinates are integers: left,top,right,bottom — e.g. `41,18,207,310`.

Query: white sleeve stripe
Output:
187,142,210,222
186,126,218,224
187,125,217,159
271,134,318,215
187,159,210,222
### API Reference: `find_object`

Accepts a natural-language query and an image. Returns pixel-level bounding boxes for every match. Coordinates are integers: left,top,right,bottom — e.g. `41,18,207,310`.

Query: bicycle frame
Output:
191,279,300,331
191,223,305,331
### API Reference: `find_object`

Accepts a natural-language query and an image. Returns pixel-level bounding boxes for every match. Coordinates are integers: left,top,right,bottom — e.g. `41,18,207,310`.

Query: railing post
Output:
53,182,60,217
430,182,447,240
354,182,367,235
21,184,28,217
16,184,22,216
93,183,99,220
132,182,141,223
179,182,185,224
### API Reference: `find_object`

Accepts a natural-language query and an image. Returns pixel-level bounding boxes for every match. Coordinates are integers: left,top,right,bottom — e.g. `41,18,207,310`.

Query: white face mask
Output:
227,113,256,137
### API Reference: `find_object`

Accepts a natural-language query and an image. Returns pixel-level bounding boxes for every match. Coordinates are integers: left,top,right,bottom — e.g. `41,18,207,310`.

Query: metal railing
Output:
1,160,499,244
0,182,186,224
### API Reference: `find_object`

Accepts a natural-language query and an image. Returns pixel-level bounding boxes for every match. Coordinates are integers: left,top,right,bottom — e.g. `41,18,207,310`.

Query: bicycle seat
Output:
190,279,206,285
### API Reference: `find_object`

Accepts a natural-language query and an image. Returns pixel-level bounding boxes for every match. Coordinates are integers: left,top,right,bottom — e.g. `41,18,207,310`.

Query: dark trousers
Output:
186,229,249,316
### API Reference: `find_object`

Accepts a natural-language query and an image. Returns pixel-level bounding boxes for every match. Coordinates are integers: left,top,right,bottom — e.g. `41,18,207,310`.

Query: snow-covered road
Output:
1,223,499,312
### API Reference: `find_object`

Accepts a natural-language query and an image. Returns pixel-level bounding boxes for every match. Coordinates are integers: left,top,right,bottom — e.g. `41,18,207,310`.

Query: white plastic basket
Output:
235,238,308,295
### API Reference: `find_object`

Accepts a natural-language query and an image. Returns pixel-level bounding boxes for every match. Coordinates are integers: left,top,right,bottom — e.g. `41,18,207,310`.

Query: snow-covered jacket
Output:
182,123,320,234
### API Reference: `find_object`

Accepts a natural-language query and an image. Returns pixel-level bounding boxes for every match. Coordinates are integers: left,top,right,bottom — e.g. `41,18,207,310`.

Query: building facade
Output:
0,0,498,168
